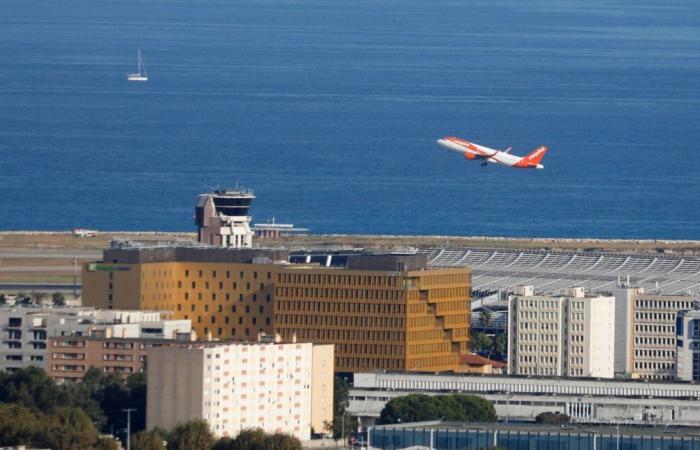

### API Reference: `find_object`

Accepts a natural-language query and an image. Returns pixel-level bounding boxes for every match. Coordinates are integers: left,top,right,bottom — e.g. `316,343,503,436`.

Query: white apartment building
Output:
613,288,699,380
507,286,615,378
0,307,190,372
146,341,334,441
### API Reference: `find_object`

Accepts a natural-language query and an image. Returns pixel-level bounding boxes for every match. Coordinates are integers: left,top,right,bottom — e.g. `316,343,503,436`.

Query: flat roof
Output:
374,421,700,437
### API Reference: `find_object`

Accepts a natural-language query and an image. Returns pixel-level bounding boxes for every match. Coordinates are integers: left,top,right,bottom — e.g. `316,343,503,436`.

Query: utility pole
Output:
123,408,137,450
72,257,78,297
341,412,345,449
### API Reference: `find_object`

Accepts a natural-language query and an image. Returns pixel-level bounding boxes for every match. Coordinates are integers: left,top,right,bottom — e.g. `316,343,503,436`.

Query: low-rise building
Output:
146,340,334,441
1,307,189,373
47,329,196,382
367,422,700,450
348,372,700,427
507,286,615,378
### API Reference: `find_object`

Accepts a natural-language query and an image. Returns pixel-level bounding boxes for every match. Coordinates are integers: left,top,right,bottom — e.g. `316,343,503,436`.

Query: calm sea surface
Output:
1,0,699,238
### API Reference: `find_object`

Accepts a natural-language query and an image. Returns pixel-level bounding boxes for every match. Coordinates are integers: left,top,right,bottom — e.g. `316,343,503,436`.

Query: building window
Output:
185,270,189,277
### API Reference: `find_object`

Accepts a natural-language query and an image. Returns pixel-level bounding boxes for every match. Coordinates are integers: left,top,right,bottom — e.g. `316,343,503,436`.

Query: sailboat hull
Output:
127,74,148,81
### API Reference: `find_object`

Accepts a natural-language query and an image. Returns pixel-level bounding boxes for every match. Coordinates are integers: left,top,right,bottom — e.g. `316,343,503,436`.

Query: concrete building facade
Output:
0,307,189,373
613,288,700,380
195,189,255,248
676,309,700,382
348,372,700,427
507,287,615,378
146,341,334,440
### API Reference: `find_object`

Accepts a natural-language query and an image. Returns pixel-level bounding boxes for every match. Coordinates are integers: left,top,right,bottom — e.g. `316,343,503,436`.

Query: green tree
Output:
131,429,167,450
0,366,105,428
167,419,216,450
536,411,570,425
212,437,236,450
263,432,302,450
0,403,43,447
227,428,267,450
96,436,122,450
479,308,492,327
38,407,100,450
470,332,493,355
0,403,106,450
52,291,66,307
326,376,354,439
379,394,496,424
30,291,47,305
492,333,507,360
213,429,302,450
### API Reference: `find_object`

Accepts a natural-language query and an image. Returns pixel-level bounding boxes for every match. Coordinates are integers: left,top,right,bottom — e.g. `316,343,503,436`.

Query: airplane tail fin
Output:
517,146,548,168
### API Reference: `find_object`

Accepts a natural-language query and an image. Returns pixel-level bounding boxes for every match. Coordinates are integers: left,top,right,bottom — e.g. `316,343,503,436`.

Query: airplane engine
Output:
465,153,476,160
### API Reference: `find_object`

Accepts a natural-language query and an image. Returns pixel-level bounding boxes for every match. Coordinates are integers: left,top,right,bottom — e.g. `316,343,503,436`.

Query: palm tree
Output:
479,308,493,328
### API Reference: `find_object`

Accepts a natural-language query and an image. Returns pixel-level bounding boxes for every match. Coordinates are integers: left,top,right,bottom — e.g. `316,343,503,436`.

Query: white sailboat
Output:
127,50,148,81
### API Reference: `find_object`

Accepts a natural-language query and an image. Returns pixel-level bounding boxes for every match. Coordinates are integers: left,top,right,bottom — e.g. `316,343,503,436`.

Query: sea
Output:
0,0,699,239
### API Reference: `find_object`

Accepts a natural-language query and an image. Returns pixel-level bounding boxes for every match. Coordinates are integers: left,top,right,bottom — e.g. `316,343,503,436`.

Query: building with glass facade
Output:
368,422,700,450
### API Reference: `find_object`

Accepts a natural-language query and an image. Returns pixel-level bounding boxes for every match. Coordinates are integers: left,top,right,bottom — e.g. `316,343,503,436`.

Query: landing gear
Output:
480,161,488,167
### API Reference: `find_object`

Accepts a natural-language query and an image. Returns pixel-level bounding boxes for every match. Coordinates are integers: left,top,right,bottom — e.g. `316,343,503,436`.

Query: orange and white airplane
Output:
437,136,548,169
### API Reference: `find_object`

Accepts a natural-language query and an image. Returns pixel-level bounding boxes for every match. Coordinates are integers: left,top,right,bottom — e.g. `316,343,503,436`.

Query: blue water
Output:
1,0,699,239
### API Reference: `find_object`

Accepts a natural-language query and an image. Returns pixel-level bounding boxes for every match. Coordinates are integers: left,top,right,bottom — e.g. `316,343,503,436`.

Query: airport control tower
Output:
195,188,255,248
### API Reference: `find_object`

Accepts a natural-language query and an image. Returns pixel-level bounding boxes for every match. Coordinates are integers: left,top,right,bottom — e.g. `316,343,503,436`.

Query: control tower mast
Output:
195,188,255,248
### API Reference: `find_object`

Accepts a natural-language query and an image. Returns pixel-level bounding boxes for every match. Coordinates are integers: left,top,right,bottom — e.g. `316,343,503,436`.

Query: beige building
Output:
613,287,699,380
146,341,334,440
508,286,615,378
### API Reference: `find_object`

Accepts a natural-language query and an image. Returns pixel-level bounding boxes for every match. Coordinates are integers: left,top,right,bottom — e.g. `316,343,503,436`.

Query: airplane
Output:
437,136,548,169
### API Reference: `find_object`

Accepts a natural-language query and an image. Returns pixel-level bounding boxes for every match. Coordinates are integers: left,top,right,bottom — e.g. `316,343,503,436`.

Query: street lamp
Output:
122,408,137,450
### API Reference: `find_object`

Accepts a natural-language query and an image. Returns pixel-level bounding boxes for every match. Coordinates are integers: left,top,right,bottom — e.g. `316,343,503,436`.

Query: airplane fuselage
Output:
437,136,547,169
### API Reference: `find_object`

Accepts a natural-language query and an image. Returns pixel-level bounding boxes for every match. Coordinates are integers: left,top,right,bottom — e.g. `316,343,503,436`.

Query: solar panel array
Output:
420,248,700,296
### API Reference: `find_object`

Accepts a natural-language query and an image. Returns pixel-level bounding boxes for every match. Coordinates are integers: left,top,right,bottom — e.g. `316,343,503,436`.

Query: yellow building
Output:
83,247,287,341
275,257,471,373
83,246,471,372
